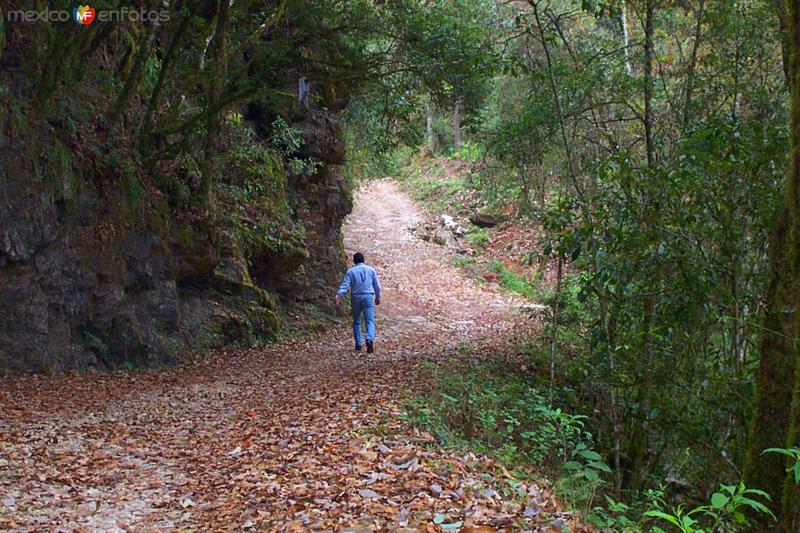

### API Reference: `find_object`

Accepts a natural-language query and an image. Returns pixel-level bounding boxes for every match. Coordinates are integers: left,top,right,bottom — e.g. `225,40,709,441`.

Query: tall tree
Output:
0,7,4,66
453,98,462,151
643,0,656,167
200,0,232,209
747,0,800,530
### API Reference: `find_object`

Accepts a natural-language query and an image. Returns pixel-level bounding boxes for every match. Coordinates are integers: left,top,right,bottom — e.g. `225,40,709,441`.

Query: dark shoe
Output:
355,344,362,352
366,340,374,354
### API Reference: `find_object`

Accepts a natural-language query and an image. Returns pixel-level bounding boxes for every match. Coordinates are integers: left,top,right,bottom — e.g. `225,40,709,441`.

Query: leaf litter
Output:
0,180,587,532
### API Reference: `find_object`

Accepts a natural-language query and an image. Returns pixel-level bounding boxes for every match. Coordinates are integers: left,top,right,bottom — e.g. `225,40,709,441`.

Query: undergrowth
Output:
403,358,776,532
397,153,478,212
487,260,551,301
403,359,610,516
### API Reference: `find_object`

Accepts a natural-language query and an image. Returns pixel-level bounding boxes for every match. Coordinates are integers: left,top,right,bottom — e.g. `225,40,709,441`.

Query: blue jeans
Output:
351,294,375,347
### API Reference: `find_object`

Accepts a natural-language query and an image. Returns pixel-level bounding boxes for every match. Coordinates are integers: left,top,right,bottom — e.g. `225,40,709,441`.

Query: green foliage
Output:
342,101,402,184
79,330,109,363
588,495,641,532
269,118,320,178
228,132,286,201
583,483,775,532
397,155,474,212
341,0,499,171
643,483,775,533
5,0,501,206
466,228,489,248
558,440,612,513
763,448,800,484
345,0,789,526
539,120,785,493
404,362,595,465
487,261,546,301
452,256,476,268
141,55,163,97
387,0,788,522
216,117,306,257
450,140,482,162
404,360,609,512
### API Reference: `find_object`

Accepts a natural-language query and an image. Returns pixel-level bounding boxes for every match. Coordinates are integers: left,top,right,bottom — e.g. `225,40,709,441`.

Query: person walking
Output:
334,252,382,353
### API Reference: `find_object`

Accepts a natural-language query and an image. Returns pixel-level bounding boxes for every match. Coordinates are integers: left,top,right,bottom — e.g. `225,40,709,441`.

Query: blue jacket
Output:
336,263,382,299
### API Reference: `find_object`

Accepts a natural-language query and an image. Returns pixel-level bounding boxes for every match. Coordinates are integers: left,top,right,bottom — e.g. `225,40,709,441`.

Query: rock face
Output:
0,88,351,374
285,98,352,302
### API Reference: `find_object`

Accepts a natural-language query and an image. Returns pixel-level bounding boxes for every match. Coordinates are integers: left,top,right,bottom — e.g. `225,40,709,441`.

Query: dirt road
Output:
0,180,571,532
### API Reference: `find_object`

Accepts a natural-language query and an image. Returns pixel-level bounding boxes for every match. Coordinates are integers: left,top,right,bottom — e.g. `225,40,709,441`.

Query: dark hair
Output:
353,252,365,264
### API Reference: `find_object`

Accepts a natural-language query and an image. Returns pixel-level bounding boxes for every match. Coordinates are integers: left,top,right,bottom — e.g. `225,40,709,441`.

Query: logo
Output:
73,5,95,25
8,6,169,24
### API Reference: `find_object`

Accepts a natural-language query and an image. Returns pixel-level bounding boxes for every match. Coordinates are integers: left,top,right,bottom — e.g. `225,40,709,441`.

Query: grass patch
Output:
413,176,471,212
398,156,476,212
452,256,477,268
487,260,547,300
466,228,489,248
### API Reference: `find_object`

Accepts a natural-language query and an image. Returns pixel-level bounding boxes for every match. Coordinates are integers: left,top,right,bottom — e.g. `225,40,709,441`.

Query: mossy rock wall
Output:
0,86,351,373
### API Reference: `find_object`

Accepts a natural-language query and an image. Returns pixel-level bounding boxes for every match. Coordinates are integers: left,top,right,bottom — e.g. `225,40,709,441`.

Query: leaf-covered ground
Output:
0,180,584,532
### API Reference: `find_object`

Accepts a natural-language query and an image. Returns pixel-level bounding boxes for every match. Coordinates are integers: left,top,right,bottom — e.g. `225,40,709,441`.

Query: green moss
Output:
227,137,289,207
57,141,78,206
215,131,309,270
80,329,108,355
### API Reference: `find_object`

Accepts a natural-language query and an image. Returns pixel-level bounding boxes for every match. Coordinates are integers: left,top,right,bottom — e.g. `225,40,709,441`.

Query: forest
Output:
1,0,799,531
350,0,800,530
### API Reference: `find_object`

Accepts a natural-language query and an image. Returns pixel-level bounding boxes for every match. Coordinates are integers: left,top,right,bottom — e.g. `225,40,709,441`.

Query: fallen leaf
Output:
358,489,381,499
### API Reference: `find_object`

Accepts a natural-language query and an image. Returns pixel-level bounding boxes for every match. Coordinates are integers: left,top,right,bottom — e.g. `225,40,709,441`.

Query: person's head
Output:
353,252,365,264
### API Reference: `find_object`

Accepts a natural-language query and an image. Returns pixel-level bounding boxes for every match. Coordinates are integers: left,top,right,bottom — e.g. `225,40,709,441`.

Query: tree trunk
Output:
643,0,656,167
142,7,194,134
631,293,655,493
36,25,81,105
200,0,232,209
108,31,154,125
518,166,533,212
426,98,435,154
625,1,657,494
0,9,5,66
531,1,581,195
746,1,800,530
602,299,623,494
621,1,632,76
776,0,792,88
549,254,563,406
682,0,706,129
453,98,462,152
